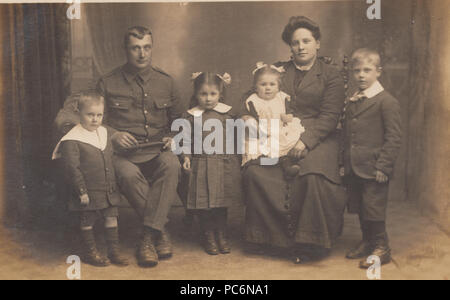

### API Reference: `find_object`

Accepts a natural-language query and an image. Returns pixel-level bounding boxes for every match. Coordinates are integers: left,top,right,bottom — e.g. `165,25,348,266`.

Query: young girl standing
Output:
180,72,241,255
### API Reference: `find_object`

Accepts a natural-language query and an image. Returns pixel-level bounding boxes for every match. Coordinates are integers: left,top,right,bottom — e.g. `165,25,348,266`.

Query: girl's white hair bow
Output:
191,72,203,81
217,72,232,85
191,72,231,85
252,61,286,75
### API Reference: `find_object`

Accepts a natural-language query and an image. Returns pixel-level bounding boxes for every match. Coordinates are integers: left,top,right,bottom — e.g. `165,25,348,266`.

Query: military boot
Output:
137,227,158,267
155,229,173,260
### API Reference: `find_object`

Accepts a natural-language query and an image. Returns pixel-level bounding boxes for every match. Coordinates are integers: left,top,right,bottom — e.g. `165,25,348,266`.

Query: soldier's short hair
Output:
124,26,152,48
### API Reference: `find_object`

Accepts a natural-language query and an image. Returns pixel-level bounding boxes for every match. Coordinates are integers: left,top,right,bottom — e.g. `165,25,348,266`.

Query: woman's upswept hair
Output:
190,72,227,108
282,16,321,45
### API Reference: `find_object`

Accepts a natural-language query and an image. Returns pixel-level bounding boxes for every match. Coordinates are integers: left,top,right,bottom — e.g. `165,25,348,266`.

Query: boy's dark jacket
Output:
341,89,402,179
59,127,121,211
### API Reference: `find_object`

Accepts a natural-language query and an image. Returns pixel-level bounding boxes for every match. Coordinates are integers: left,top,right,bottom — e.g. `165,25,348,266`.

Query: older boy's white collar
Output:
361,80,384,99
51,124,107,160
187,102,232,117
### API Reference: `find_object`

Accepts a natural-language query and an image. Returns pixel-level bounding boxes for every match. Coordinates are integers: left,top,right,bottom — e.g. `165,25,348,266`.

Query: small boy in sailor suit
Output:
340,48,402,268
52,91,128,267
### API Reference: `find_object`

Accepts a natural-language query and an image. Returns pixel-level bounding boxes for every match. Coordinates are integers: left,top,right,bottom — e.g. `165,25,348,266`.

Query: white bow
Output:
252,61,286,75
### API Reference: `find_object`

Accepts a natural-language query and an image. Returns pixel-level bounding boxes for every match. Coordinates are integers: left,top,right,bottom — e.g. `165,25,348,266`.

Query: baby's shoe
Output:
285,164,301,178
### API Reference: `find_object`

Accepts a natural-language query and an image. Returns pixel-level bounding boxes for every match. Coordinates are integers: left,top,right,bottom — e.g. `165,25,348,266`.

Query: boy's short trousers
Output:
345,174,388,221
79,206,118,227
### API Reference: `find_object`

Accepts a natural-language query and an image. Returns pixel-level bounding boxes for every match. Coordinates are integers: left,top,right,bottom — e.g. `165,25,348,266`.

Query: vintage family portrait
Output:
0,0,449,281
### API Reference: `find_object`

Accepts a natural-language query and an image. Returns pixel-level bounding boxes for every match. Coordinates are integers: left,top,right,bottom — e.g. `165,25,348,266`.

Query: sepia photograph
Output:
0,0,449,282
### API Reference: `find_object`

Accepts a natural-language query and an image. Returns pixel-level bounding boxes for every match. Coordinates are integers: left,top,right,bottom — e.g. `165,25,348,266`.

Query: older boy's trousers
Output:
346,173,389,222
113,152,181,231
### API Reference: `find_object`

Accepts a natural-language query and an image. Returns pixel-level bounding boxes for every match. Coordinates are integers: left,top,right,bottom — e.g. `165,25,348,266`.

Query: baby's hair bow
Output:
191,72,203,81
252,61,286,75
217,72,232,85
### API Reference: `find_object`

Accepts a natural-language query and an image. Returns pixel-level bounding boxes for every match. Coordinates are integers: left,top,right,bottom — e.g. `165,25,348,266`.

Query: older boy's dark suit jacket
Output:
342,90,402,179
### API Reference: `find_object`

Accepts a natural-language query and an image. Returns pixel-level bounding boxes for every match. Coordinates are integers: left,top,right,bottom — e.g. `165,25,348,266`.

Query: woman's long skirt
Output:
244,164,347,249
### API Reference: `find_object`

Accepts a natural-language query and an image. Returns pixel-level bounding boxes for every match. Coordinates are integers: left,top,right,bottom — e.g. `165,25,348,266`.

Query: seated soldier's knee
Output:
158,152,181,175
117,164,146,187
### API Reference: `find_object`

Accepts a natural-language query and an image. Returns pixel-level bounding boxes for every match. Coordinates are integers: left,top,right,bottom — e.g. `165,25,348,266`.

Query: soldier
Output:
97,26,184,267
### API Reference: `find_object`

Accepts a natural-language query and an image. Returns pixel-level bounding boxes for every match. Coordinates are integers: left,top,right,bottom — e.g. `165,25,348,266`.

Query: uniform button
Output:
145,139,149,142
145,125,149,128
144,93,148,97
144,110,148,114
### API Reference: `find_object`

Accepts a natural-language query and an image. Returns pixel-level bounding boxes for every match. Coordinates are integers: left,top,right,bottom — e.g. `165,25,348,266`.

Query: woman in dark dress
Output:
242,16,347,263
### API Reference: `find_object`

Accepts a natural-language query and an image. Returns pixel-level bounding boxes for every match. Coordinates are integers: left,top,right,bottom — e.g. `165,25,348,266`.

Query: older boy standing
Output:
341,48,402,268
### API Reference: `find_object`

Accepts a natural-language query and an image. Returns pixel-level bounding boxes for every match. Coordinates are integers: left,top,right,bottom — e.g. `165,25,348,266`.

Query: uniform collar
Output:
187,102,232,117
122,63,153,84
361,80,384,99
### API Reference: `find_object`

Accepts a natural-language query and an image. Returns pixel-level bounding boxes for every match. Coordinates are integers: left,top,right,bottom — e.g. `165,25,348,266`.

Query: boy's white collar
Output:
187,102,232,117
51,124,107,160
361,80,384,99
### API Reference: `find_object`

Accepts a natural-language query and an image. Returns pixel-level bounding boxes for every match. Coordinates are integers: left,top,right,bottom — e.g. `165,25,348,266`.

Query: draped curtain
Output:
406,0,450,231
0,4,71,226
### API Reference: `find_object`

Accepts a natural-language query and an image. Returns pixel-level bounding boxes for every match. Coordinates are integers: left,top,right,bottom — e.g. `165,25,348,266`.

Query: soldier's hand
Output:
375,170,388,183
162,137,173,151
80,194,90,207
112,131,139,150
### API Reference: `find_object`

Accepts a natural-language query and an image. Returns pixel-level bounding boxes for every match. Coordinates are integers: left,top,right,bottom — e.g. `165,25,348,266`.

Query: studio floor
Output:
0,200,449,280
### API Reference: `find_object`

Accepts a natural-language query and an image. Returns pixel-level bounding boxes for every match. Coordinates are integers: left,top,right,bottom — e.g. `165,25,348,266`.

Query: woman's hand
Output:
111,131,139,150
183,157,191,171
289,140,308,159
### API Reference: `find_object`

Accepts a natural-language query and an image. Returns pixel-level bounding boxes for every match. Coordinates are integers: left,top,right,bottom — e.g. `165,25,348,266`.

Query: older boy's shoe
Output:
203,230,219,255
155,230,173,260
346,240,373,259
359,233,391,269
217,230,231,254
137,231,158,267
